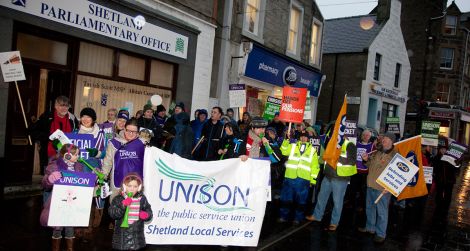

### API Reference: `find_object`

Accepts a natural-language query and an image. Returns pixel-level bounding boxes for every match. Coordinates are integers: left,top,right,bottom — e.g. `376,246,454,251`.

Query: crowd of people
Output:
30,95,463,250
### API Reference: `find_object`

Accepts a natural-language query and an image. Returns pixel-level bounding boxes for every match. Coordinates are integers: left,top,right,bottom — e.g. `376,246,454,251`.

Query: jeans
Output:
311,177,348,226
52,227,74,238
365,187,391,238
280,178,310,221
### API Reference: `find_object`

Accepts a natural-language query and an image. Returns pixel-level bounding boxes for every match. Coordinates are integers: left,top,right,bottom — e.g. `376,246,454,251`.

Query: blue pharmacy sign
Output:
243,44,323,97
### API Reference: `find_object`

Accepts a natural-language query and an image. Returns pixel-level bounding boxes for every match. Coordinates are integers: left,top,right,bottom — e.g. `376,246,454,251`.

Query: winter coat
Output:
109,193,153,250
194,120,225,161
77,124,104,172
169,113,194,159
190,118,207,146
218,134,245,159
433,154,458,185
137,116,163,148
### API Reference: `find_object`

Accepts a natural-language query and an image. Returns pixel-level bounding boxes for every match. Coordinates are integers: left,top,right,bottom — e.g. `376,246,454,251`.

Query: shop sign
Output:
278,86,307,124
385,117,400,135
0,51,25,82
228,84,246,108
370,84,406,103
243,44,322,97
346,96,361,105
262,96,281,121
0,0,189,59
421,120,440,146
428,110,455,119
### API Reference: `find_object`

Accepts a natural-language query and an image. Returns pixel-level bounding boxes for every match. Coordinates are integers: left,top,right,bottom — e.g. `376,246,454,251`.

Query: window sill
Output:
285,51,301,61
439,67,453,70
241,30,264,44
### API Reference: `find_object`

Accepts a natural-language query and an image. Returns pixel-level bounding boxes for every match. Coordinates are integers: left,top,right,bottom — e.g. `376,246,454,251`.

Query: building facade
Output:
318,0,410,135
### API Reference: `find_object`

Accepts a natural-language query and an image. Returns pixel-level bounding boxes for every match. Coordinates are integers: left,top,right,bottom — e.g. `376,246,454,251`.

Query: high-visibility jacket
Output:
336,140,357,177
280,139,320,184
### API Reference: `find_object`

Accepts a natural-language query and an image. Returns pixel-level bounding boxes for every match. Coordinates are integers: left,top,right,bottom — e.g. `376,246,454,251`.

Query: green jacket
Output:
281,139,320,184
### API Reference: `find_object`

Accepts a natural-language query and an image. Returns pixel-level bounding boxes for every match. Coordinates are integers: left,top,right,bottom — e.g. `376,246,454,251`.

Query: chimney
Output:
376,0,391,24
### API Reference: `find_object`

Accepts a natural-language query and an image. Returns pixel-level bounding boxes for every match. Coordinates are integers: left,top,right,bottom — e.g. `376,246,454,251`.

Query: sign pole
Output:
287,122,292,139
15,81,32,145
374,189,387,204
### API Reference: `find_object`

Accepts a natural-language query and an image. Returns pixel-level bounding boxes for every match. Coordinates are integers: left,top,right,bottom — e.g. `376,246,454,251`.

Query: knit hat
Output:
175,102,185,111
383,132,396,143
250,116,268,128
199,109,208,116
80,107,97,121
265,127,277,136
305,127,315,132
298,131,309,138
143,104,153,113
117,111,129,121
156,104,166,113
226,108,234,113
221,115,231,123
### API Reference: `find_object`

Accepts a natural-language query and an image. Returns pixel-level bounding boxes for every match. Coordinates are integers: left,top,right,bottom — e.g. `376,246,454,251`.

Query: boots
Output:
92,208,103,228
65,237,74,251
51,237,61,251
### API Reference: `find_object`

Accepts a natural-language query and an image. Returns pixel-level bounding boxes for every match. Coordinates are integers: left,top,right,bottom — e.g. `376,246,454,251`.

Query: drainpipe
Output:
459,27,469,107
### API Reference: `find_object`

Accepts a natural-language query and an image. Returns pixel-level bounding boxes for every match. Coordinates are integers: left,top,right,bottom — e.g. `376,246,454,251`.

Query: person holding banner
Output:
40,144,83,251
279,131,320,225
109,173,153,251
359,132,397,243
194,107,225,161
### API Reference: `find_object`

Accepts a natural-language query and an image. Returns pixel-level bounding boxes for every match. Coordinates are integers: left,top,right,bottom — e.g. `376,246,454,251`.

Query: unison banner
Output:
143,147,271,247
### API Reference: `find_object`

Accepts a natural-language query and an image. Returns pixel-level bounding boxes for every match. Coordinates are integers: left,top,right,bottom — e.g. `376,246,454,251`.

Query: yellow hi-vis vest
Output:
336,140,357,177
280,139,320,184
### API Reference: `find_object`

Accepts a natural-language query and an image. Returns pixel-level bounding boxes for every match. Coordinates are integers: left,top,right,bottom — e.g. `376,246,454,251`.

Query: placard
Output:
441,141,467,166
423,166,433,184
48,171,96,226
345,120,357,144
385,117,400,135
262,96,281,120
278,86,307,124
65,133,97,160
0,51,26,82
421,121,440,146
376,153,419,197
229,84,246,108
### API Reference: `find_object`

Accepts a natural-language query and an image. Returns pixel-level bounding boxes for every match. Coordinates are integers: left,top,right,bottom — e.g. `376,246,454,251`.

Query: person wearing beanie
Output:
169,112,194,159
114,111,129,137
238,116,281,163
190,109,208,147
155,105,167,127
359,132,398,243
267,112,286,138
193,107,225,161
138,104,162,148
79,107,99,137
175,102,185,113
237,112,252,137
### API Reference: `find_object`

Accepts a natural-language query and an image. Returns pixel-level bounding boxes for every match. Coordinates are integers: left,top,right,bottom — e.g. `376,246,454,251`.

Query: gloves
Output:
86,148,99,157
122,197,132,206
48,171,62,184
139,211,149,220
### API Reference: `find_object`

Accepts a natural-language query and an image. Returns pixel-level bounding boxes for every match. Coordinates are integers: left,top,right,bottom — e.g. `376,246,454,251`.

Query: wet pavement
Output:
1,164,469,251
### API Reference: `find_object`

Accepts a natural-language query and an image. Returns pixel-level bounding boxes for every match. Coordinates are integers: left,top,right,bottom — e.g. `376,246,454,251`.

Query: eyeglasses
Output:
125,129,139,135
57,103,69,107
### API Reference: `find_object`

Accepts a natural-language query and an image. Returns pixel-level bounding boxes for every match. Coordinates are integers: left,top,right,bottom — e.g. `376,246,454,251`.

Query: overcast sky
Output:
316,0,470,19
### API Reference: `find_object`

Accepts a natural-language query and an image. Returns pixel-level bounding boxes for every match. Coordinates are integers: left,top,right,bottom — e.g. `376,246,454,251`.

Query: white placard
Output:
0,51,26,82
229,84,246,108
376,153,419,197
144,147,270,247
423,166,433,185
48,171,96,226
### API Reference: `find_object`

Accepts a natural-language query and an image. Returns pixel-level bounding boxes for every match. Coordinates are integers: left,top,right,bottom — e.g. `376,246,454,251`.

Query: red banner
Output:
278,86,308,124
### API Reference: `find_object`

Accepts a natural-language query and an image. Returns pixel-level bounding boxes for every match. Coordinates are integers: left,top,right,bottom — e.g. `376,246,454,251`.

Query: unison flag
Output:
323,95,348,169
395,135,428,200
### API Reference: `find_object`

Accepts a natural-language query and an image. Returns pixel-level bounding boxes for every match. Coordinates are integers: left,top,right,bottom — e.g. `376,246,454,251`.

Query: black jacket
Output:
137,116,163,147
194,120,224,161
109,193,153,250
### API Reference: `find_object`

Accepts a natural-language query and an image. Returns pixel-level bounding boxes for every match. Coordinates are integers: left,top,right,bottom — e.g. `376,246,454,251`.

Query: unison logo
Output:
155,159,252,212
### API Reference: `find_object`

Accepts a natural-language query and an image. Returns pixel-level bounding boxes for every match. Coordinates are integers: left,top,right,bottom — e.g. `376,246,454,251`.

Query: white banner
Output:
1,0,188,58
143,147,270,247
376,153,419,197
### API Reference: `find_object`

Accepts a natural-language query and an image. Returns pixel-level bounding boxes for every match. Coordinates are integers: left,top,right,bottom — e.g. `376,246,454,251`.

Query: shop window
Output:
380,102,397,131
444,15,457,35
287,1,303,57
394,63,401,88
118,53,146,81
78,42,113,77
309,20,322,66
16,33,68,65
149,60,174,88
373,53,381,81
436,82,450,103
440,48,454,69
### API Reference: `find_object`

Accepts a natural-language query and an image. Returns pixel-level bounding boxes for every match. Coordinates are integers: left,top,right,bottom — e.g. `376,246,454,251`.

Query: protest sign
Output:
303,96,312,120
278,86,307,124
65,133,97,160
344,120,357,144
262,96,281,120
376,153,419,197
385,117,400,135
421,121,440,146
229,84,246,108
441,141,467,166
144,147,271,246
48,171,96,226
423,166,433,184
0,51,25,82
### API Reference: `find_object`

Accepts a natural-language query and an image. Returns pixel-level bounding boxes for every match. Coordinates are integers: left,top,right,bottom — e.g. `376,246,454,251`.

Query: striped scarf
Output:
123,193,142,225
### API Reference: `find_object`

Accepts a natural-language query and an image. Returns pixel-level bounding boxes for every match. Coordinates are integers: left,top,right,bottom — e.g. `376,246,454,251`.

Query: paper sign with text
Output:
376,153,419,197
229,84,246,108
0,51,25,82
278,86,307,124
423,166,433,184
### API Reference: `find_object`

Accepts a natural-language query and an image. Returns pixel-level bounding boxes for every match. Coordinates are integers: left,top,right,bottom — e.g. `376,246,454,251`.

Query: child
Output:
40,144,83,251
109,173,153,250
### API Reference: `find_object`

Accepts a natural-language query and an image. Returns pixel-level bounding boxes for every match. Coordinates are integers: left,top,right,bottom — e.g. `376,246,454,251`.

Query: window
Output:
444,15,457,35
380,102,398,131
118,53,146,81
16,33,68,65
436,82,450,103
394,63,401,88
287,2,303,56
373,53,381,81
245,0,260,35
440,48,454,69
149,60,174,88
78,42,113,76
309,21,322,65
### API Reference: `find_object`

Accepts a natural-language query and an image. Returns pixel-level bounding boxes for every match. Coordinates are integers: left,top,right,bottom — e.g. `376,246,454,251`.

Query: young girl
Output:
40,144,83,251
109,173,153,250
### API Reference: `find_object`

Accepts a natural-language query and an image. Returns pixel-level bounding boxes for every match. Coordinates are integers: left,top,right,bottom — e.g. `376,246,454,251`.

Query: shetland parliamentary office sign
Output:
143,147,271,246
0,0,189,59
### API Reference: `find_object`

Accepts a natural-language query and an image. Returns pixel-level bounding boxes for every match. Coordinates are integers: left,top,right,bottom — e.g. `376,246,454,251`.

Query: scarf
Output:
123,192,142,225
48,111,72,157
246,130,262,158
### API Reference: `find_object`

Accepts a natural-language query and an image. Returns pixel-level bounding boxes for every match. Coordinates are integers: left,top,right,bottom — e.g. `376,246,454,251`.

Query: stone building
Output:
317,0,410,135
